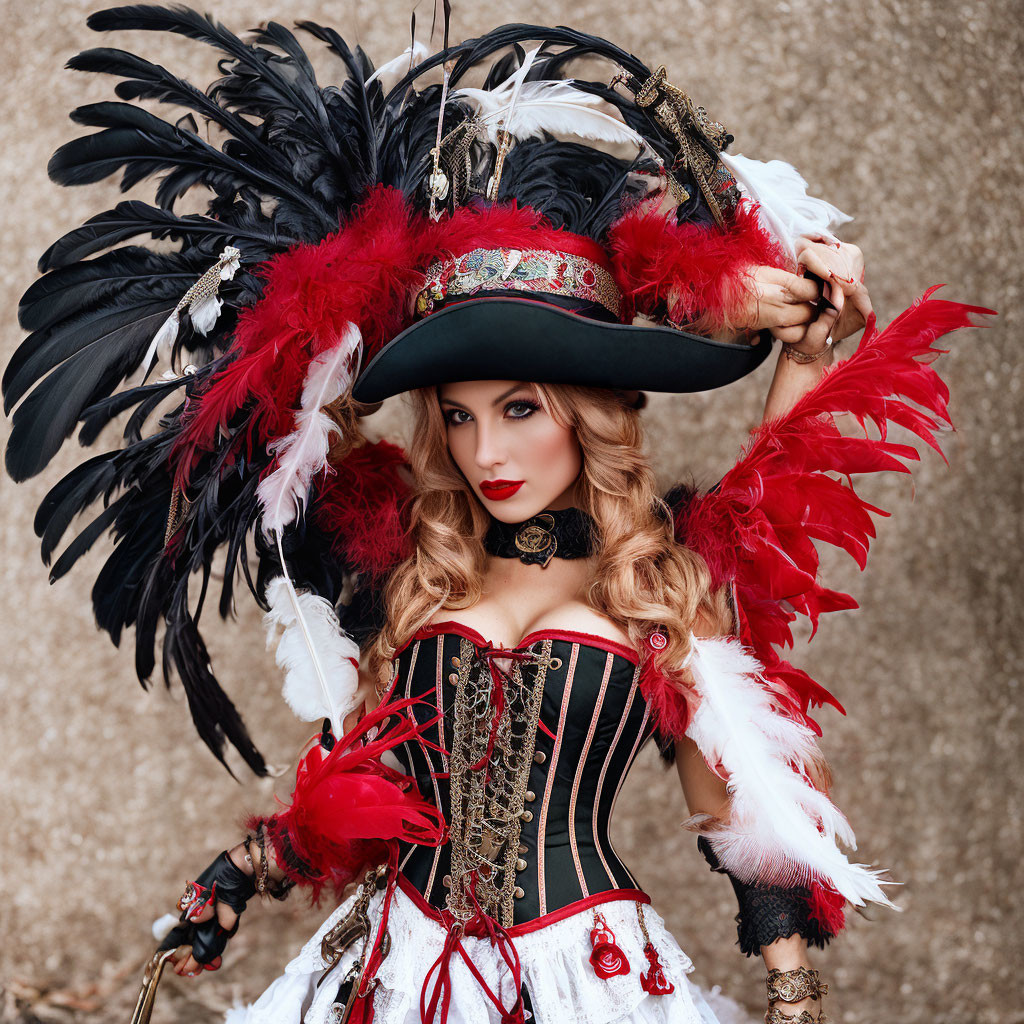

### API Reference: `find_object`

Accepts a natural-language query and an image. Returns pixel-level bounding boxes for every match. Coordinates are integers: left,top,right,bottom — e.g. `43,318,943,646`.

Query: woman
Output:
2,9,987,1024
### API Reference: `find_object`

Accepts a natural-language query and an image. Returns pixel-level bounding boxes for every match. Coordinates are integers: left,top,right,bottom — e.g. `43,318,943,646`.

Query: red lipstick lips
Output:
479,479,524,501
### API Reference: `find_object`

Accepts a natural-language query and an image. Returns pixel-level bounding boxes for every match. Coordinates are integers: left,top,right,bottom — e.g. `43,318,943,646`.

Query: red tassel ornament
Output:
635,903,674,995
588,912,630,979
639,942,675,996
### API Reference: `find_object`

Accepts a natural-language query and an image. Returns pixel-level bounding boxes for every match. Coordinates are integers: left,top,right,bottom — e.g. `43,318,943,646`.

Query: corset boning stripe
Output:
567,650,613,898
391,630,655,926
397,638,424,876
537,641,579,917
604,694,651,891
591,665,639,888
425,635,446,896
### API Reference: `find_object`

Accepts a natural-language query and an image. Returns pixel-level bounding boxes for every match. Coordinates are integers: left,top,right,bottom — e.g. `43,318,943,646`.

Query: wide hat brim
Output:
351,297,772,404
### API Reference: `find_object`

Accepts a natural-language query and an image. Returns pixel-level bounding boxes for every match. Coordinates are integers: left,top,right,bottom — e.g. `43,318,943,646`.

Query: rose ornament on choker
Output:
483,507,597,568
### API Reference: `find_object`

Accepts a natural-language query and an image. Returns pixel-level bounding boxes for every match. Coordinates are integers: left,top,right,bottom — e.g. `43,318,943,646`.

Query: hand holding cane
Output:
128,848,257,1022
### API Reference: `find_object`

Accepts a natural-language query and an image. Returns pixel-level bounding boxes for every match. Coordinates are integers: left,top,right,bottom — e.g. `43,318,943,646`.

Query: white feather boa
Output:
263,576,362,728
683,633,898,911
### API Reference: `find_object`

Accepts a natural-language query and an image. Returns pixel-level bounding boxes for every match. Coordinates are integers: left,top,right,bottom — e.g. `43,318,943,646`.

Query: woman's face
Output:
437,380,582,522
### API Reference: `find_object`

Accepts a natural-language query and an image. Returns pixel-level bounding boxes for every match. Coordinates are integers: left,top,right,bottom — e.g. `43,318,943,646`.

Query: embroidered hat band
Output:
415,247,623,320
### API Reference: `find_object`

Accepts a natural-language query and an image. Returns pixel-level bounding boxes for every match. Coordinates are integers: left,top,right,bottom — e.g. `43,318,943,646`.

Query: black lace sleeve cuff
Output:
697,836,836,957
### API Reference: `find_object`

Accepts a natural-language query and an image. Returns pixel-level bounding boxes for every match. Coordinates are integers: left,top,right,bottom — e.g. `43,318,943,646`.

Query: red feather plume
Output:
263,695,446,902
660,288,993,933
171,186,425,490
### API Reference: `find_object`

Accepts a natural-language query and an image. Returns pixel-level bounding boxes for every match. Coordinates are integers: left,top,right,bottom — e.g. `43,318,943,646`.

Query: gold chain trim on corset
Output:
635,901,652,943
445,637,555,927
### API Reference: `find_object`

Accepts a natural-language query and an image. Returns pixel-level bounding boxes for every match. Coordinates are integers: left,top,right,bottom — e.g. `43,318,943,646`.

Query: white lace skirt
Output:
225,880,754,1024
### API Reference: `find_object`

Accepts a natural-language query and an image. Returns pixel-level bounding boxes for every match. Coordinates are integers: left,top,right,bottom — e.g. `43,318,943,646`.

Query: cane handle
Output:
129,948,179,1024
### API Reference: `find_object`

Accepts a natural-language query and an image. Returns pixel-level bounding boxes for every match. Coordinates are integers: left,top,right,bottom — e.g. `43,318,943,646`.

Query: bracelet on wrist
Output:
243,825,296,901
783,335,833,363
766,967,828,1003
765,1008,830,1024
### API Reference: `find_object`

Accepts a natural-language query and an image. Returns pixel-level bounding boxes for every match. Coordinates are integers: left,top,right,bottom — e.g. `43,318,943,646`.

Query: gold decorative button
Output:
521,809,534,823
514,887,525,899
516,858,527,872
450,656,461,667
443,874,452,888
533,750,546,764
524,791,536,803
448,672,459,684
518,844,528,855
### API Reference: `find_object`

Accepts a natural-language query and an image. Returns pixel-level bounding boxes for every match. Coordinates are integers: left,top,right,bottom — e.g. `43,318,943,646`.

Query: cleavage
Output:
432,600,630,648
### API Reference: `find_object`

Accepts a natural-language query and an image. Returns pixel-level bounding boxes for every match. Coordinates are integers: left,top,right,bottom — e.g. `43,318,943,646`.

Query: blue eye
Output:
506,400,539,419
443,408,470,426
442,400,538,426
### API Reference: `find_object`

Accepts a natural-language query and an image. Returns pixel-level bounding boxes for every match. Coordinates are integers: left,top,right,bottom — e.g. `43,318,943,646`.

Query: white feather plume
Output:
257,322,362,538
140,311,181,377
718,151,853,262
683,633,899,910
451,45,541,125
263,575,362,728
365,40,430,87
458,79,651,155
452,46,651,158
151,912,180,942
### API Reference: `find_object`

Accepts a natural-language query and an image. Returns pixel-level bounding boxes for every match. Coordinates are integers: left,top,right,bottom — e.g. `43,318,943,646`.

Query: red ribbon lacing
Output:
419,871,527,1024
412,644,543,1021
469,646,540,771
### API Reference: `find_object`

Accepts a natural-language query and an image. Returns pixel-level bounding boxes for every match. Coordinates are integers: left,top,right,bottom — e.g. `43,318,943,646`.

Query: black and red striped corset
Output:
387,620,656,928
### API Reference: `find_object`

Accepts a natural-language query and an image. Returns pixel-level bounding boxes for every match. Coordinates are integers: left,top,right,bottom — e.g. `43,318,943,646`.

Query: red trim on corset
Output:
396,872,651,937
405,619,639,665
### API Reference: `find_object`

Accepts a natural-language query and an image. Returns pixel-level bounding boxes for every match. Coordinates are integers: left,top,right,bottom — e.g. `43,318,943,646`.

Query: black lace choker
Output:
483,507,597,568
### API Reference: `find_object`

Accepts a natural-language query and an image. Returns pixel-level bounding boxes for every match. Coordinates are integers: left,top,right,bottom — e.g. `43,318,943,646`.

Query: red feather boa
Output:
607,199,787,332
171,186,425,489
170,196,613,492
676,288,993,731
655,288,992,937
313,438,413,578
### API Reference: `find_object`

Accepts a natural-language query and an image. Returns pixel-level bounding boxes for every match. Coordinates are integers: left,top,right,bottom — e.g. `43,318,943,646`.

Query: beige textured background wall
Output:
1,1,1020,1022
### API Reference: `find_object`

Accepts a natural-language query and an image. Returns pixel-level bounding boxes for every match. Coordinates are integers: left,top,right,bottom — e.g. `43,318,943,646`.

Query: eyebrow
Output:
438,382,533,411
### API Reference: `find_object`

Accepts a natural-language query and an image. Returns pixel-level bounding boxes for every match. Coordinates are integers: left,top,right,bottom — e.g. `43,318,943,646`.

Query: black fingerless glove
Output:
697,836,835,957
195,851,257,913
158,851,257,965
